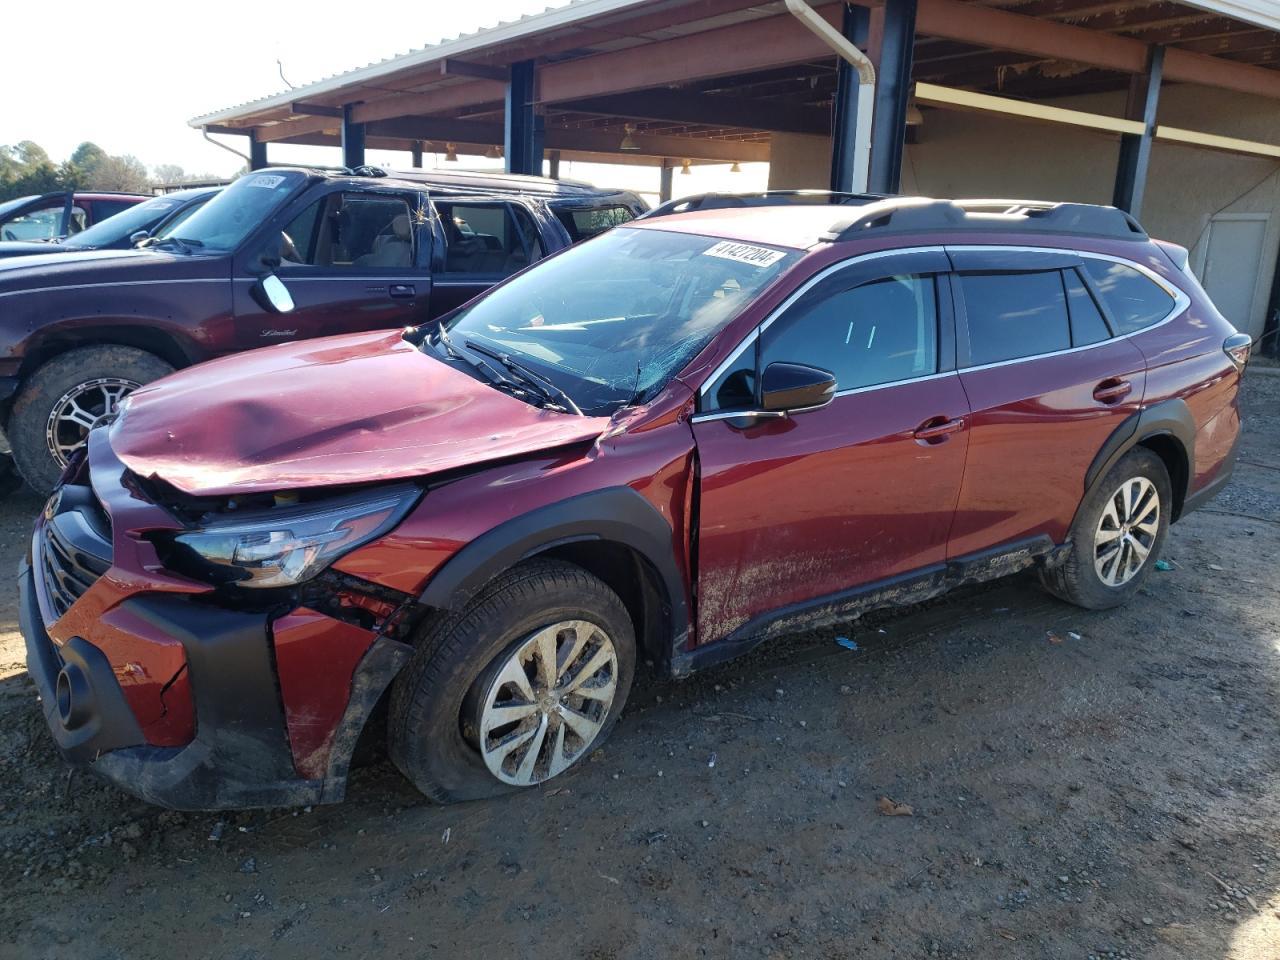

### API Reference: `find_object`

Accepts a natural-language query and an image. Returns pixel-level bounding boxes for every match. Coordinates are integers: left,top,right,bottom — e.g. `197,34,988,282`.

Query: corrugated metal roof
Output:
189,0,655,127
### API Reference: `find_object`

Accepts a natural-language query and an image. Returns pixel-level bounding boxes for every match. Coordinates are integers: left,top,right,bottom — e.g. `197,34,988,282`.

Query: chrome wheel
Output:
1094,476,1160,587
478,619,618,787
45,377,138,467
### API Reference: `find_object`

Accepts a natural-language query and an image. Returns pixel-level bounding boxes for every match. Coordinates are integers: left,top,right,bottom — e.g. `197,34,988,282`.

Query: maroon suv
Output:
23,197,1247,809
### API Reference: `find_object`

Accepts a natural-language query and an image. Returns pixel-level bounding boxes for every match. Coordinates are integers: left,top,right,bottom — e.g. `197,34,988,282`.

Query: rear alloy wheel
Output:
389,559,636,803
1040,447,1171,610
1092,476,1160,587
9,345,174,494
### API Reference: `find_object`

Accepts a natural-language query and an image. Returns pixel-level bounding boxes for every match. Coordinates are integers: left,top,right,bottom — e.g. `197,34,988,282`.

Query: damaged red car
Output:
23,197,1247,809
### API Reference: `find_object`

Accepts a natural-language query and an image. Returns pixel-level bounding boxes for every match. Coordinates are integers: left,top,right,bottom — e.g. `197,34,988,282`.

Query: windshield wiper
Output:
434,327,549,407
463,338,583,416
149,236,204,254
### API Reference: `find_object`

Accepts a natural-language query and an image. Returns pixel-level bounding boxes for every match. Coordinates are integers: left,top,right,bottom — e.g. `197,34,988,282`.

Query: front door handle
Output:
913,416,966,443
389,283,416,299
1093,378,1132,404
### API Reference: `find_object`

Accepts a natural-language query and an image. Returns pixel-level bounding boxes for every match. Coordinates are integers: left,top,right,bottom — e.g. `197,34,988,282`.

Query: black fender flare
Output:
1079,397,1195,524
417,486,690,659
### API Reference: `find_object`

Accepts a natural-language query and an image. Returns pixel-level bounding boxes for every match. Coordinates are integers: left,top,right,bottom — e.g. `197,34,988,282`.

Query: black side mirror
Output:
761,361,837,412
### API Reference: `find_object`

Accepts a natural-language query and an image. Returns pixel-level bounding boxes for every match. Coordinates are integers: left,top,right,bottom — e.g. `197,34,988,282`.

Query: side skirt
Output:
672,535,1057,677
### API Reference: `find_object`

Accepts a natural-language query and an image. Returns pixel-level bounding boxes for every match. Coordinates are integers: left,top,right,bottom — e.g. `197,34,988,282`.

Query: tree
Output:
86,154,150,193
151,163,186,185
69,141,108,172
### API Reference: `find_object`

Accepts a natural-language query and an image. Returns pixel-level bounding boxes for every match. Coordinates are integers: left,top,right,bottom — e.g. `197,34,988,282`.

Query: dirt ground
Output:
3,373,1279,960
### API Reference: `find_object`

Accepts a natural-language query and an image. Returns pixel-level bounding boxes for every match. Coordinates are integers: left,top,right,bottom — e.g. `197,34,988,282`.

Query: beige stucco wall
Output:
767,85,1280,340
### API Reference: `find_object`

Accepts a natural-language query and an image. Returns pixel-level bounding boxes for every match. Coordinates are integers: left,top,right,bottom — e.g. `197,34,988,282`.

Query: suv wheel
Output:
388,559,636,803
1040,447,1171,610
9,345,174,494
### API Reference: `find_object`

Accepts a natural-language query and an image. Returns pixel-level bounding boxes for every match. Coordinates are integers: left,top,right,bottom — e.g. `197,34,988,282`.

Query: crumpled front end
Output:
21,430,412,810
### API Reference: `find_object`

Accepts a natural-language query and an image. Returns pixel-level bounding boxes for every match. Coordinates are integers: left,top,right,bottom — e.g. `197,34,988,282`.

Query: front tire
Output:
9,345,174,494
388,559,636,803
1040,447,1171,610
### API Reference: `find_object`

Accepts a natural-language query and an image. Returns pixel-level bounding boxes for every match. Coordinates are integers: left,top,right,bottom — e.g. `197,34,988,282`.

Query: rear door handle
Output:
389,283,416,299
913,416,966,443
1093,378,1132,404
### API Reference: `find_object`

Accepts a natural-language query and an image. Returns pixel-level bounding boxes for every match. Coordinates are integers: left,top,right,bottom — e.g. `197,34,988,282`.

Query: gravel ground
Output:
2,373,1278,960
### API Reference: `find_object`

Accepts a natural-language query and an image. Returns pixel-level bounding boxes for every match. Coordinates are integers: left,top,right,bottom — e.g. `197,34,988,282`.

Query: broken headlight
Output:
173,485,418,588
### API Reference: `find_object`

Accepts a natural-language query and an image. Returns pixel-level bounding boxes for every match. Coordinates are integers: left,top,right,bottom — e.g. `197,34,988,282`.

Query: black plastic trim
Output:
673,535,1055,677
418,487,689,666
1080,397,1196,519
319,634,413,803
1181,430,1239,518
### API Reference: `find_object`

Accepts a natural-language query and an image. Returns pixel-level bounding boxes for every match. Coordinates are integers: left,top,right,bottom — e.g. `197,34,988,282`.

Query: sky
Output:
3,0,768,201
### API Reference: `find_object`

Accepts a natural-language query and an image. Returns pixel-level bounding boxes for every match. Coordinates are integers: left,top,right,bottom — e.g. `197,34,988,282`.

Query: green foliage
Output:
0,140,191,202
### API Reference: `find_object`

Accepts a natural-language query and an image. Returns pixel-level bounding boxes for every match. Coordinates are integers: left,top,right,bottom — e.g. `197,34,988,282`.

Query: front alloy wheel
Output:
1093,476,1160,586
46,377,139,468
478,619,618,786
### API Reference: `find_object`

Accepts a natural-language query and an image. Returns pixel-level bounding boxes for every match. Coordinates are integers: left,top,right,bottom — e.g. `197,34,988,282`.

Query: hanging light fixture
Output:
680,158,692,175
730,161,742,173
445,143,459,162
619,123,640,151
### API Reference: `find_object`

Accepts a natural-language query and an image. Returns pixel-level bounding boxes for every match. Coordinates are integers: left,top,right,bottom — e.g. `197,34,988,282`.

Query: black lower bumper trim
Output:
20,561,325,810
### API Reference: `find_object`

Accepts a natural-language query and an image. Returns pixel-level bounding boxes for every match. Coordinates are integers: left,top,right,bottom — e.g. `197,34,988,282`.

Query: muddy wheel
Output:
388,559,635,803
1040,447,1171,610
9,345,173,494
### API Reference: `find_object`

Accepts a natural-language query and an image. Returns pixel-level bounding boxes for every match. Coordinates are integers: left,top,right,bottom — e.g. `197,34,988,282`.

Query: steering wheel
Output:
279,231,301,263
2,230,14,241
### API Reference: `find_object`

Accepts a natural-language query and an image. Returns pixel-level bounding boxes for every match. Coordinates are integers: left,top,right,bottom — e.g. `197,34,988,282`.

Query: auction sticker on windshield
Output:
702,240,787,268
245,175,287,189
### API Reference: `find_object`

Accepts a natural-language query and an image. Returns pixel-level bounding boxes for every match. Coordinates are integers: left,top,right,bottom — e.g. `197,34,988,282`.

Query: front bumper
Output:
21,560,327,810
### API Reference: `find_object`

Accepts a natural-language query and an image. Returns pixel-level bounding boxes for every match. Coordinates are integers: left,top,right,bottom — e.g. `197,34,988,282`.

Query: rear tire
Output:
1040,447,1171,610
388,559,636,803
9,345,173,494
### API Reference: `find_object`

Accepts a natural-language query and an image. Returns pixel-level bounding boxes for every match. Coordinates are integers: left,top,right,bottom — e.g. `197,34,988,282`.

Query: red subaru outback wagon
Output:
23,197,1247,809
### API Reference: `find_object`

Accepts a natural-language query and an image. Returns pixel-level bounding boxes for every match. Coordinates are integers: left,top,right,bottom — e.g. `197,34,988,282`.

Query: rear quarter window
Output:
555,205,636,242
1083,259,1175,334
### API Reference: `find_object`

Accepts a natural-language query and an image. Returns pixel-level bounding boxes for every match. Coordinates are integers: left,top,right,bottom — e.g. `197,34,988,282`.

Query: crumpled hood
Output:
109,329,611,497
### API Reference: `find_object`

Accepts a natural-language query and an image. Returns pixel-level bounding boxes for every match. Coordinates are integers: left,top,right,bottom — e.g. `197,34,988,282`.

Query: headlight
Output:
174,485,418,588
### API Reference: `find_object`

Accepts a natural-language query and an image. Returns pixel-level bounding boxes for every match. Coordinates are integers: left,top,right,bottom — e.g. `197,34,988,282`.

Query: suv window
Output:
1083,259,1175,334
278,193,415,269
762,274,939,392
90,199,136,223
555,205,635,241
438,202,544,275
959,271,1071,365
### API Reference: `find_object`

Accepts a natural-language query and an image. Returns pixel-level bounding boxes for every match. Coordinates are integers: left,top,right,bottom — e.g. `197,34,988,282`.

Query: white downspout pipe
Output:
784,0,876,193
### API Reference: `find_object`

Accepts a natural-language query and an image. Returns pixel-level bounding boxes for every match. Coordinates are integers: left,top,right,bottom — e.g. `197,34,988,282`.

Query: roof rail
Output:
822,197,1147,242
640,190,889,220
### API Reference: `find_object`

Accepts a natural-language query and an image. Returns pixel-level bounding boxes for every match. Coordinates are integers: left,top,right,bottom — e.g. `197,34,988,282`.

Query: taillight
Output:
1223,333,1252,372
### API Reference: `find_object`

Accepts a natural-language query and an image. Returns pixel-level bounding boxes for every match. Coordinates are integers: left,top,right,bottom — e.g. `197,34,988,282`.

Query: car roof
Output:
627,197,1149,251
72,192,149,201
262,165,635,202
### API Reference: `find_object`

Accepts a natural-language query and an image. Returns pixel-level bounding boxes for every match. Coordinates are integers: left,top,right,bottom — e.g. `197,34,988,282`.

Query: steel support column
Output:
547,150,561,179
1113,45,1164,219
868,0,916,194
341,104,366,169
505,60,540,175
248,132,268,171
830,4,871,193
659,158,675,203
410,141,424,168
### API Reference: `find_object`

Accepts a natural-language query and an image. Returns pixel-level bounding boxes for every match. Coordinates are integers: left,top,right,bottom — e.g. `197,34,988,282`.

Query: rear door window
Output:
1064,268,1112,346
437,201,544,276
1082,259,1175,334
89,198,136,224
958,271,1071,365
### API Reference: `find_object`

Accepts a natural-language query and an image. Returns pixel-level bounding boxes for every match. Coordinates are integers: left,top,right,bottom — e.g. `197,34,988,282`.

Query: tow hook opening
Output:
55,663,92,729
